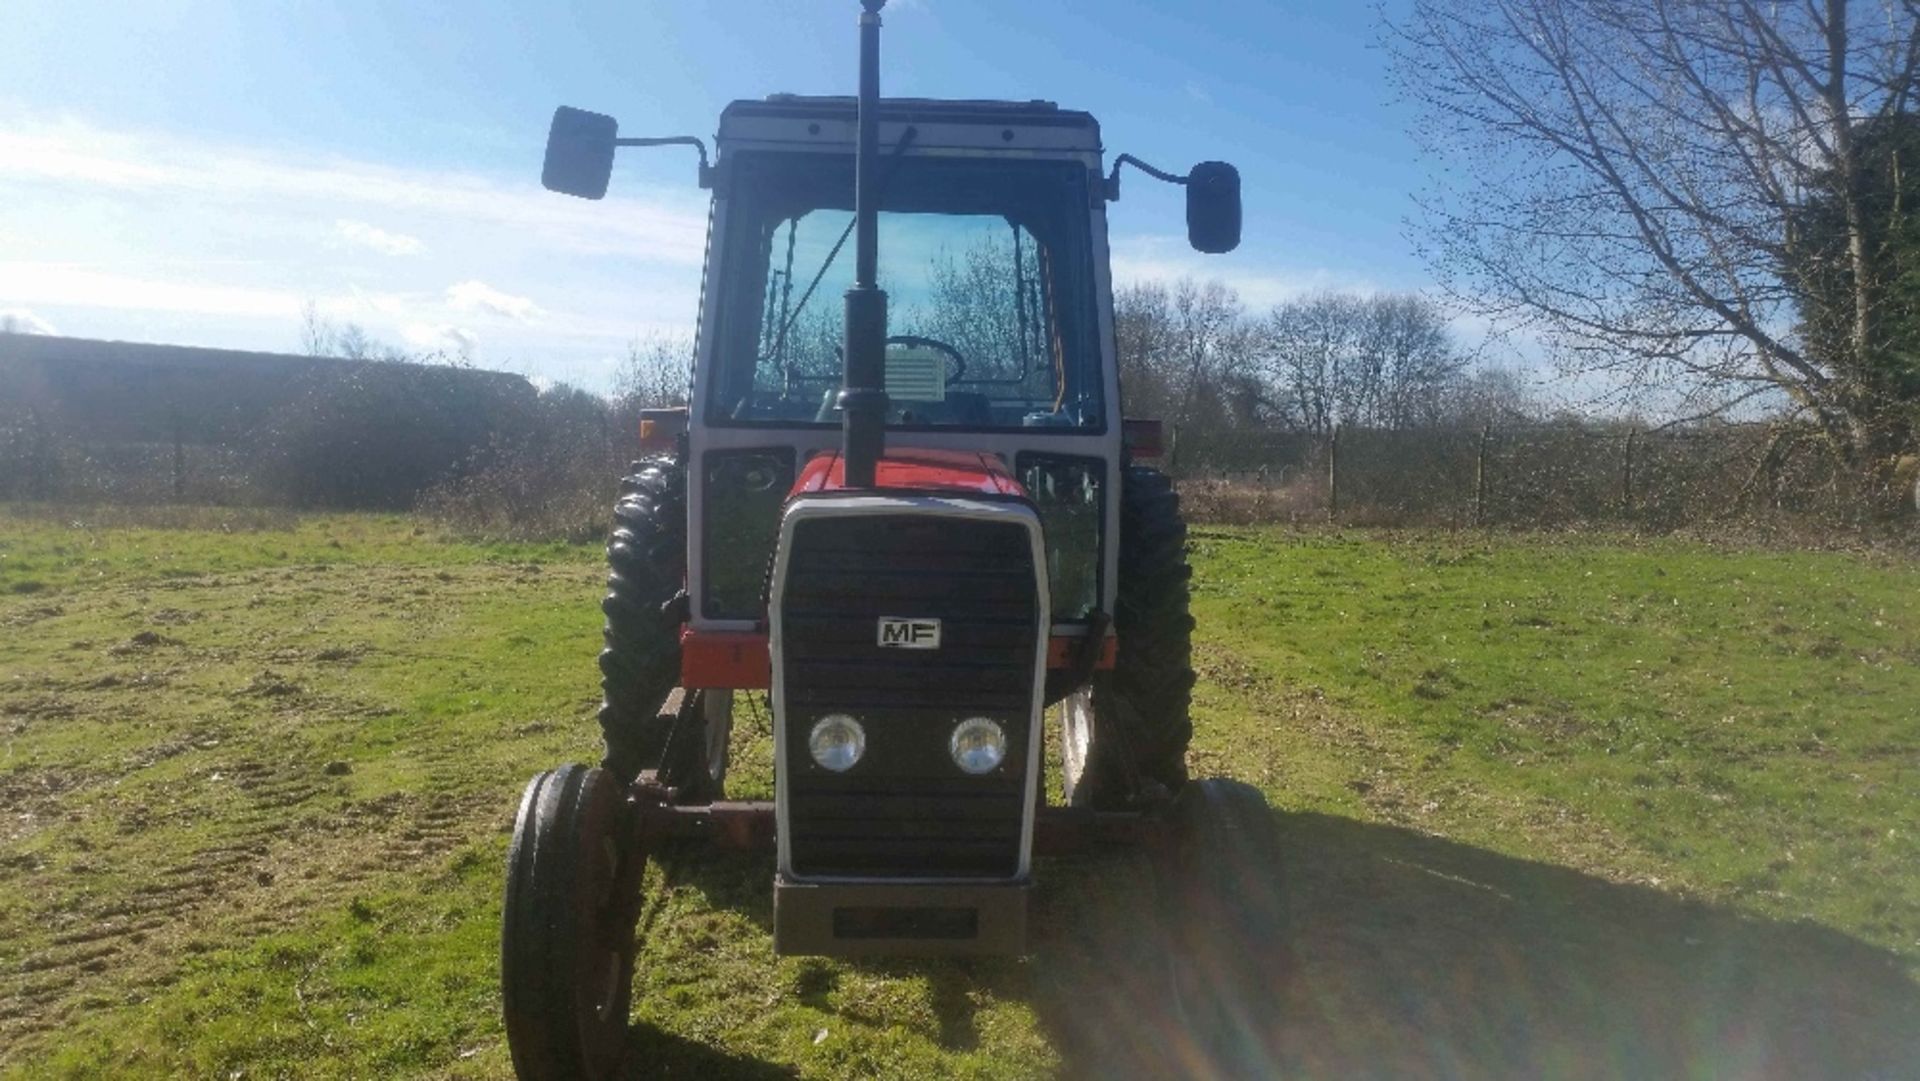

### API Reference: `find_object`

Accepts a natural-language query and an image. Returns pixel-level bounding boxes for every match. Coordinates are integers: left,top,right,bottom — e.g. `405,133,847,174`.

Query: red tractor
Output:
502,4,1272,1076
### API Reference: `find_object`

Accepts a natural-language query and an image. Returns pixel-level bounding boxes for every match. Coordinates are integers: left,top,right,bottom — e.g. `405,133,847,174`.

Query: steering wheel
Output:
886,334,969,385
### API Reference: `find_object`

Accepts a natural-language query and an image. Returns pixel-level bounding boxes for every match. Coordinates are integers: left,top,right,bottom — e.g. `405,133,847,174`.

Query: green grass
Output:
2,509,1917,1077
1188,529,1920,950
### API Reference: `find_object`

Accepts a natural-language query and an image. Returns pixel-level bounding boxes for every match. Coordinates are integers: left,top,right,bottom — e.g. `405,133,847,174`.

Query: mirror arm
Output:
614,135,715,188
1103,153,1186,201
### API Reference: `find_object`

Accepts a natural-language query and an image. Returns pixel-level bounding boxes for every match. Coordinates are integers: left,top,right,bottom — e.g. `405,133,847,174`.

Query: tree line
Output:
1388,0,1920,512
1113,278,1531,471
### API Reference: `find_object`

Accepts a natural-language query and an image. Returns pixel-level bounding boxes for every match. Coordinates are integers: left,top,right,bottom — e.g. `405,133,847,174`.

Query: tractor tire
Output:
501,765,646,1081
1154,778,1285,1066
597,456,686,782
1079,465,1195,808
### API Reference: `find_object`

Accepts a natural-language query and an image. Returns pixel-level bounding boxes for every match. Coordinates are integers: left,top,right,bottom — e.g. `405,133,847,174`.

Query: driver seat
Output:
814,388,993,425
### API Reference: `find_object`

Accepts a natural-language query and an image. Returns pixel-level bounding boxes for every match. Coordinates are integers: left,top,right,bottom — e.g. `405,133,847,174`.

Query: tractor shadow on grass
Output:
616,1025,799,1081
615,850,798,1079
1029,809,1920,1080
634,848,1023,1062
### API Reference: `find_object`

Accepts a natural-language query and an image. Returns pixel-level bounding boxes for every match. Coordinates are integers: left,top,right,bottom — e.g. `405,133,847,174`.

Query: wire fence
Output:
2,338,1902,538
1172,419,1879,531
3,411,1887,535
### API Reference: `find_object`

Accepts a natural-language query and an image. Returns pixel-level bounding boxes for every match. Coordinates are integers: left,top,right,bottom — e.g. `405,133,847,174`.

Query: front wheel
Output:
501,765,645,1081
1078,465,1195,808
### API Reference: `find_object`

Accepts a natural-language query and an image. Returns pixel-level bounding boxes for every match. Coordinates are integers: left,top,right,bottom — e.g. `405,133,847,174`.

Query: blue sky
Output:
0,0,1428,390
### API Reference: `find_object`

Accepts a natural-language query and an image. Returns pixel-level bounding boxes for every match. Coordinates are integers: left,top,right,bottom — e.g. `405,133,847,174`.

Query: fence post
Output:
1621,427,1637,518
1473,422,1491,527
1327,423,1340,521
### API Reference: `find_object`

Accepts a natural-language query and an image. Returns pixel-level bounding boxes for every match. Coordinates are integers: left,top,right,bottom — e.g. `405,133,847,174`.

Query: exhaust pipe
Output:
839,0,888,488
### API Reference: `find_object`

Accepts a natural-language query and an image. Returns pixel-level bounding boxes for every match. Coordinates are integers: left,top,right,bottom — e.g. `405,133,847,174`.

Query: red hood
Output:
791,448,1026,497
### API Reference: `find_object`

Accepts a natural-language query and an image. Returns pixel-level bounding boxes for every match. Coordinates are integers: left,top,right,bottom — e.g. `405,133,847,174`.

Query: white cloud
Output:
0,258,670,353
0,101,702,383
345,284,410,317
1108,248,1382,309
0,263,435,327
446,280,543,322
0,307,57,334
0,116,709,263
401,321,478,353
0,263,308,320
335,218,423,256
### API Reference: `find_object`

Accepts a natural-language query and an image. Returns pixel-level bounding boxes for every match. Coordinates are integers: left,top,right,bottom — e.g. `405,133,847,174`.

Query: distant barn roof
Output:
0,333,528,387
0,333,533,445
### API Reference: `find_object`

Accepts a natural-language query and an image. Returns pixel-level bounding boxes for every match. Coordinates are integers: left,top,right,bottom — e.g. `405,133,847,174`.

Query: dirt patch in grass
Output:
0,766,99,847
1,604,65,628
1192,640,1275,695
0,539,604,1070
106,630,181,655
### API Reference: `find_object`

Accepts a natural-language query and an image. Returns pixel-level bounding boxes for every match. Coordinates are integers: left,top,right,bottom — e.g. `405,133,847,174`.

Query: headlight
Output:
808,714,866,772
949,717,1007,775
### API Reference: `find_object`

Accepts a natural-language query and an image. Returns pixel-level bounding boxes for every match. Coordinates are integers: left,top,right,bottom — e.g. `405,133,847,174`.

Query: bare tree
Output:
1262,291,1363,436
1359,293,1471,428
1387,0,1920,486
1169,278,1252,428
904,232,1045,387
297,301,407,363
1115,279,1251,419
1444,365,1541,425
1112,278,1264,465
1255,291,1463,433
616,334,693,409
1115,281,1181,419
297,301,331,358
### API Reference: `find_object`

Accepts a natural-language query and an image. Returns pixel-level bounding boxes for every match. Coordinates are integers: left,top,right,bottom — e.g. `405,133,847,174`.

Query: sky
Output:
0,0,1431,391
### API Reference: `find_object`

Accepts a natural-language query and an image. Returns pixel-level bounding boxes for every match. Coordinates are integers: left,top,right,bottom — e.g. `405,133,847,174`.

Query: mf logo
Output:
877,617,941,650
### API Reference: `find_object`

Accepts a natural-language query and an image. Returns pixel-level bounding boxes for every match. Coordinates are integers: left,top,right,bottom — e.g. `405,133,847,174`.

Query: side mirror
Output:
1186,161,1241,253
543,106,618,200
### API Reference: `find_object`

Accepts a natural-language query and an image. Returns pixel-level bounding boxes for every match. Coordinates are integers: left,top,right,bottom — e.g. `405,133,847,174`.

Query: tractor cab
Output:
691,95,1120,654
504,5,1261,1078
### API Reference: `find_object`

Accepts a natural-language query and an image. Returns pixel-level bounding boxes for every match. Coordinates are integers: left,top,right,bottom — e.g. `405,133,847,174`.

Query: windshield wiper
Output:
769,126,919,380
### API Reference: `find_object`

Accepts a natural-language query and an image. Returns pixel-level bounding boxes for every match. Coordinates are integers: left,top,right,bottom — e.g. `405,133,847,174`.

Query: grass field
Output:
2,507,1917,1078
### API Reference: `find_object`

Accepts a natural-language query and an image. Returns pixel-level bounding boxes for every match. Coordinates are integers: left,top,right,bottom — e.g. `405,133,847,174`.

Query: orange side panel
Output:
680,629,1116,690
681,628,771,689
1045,634,1117,670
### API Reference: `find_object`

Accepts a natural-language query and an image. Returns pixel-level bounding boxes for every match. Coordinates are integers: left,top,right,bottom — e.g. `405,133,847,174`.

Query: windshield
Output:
706,151,1104,430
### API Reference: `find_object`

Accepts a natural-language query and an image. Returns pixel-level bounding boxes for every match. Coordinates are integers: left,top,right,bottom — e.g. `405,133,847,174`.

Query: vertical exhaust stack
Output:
840,0,889,488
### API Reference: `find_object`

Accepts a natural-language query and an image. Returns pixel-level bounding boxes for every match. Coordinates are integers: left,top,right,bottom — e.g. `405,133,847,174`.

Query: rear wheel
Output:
501,765,645,1081
598,457,686,782
1075,465,1194,808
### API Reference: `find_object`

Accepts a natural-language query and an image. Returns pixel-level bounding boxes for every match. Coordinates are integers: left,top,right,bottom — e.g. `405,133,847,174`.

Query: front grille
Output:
777,511,1041,879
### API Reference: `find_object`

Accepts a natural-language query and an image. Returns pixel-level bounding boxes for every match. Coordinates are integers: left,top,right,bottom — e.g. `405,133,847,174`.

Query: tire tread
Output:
1085,465,1196,806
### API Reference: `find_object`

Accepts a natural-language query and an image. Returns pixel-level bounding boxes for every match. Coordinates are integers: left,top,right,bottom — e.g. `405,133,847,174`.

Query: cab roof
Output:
718,95,1102,155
